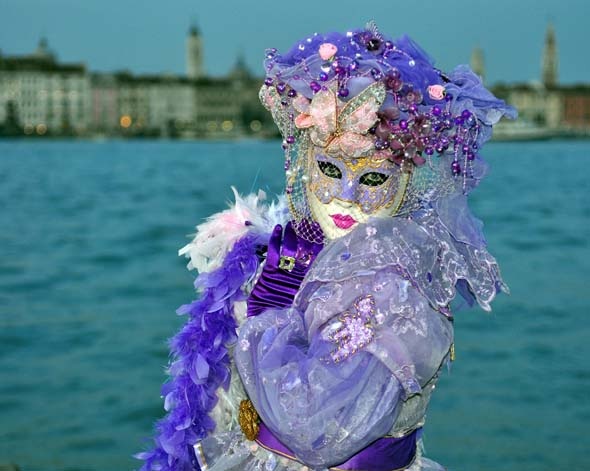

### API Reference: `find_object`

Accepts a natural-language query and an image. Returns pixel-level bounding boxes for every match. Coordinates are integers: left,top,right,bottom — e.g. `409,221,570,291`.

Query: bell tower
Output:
470,46,485,84
186,23,204,79
542,23,558,88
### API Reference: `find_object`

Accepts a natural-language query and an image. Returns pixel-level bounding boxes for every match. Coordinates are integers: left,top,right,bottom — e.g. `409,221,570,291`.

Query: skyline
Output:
0,0,589,85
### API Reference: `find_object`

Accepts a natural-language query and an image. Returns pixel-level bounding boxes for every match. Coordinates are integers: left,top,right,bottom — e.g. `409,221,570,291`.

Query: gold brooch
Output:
238,399,260,441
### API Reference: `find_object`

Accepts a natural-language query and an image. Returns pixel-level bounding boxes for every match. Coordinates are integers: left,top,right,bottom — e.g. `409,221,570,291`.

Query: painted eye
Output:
360,172,389,186
318,160,342,179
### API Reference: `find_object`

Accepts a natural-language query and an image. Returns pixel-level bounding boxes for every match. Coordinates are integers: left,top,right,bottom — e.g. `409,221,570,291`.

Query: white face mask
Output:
306,148,409,240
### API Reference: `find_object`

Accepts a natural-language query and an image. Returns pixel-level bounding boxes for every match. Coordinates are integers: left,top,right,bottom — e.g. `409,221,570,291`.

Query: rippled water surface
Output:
0,139,588,470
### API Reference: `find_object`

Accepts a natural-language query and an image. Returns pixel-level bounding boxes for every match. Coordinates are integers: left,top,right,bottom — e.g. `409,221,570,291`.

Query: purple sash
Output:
256,422,418,471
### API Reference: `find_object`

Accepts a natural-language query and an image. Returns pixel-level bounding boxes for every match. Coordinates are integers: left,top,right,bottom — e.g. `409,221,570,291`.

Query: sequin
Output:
328,295,376,362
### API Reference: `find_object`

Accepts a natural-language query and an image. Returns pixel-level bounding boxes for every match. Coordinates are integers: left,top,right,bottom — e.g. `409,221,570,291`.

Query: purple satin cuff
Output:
256,422,418,471
246,262,308,317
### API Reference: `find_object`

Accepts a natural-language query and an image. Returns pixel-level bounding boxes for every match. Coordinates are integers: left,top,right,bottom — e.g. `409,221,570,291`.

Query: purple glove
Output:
247,222,323,317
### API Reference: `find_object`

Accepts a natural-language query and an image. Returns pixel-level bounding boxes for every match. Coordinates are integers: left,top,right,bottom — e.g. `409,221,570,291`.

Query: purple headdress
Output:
260,22,517,243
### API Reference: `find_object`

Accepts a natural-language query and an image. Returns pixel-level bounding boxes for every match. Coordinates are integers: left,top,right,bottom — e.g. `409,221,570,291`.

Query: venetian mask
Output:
306,147,410,240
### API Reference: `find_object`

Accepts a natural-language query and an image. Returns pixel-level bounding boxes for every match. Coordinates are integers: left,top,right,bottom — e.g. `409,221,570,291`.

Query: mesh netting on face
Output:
285,132,326,244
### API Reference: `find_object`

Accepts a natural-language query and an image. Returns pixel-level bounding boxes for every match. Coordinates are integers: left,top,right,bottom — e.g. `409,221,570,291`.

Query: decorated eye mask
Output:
307,151,407,214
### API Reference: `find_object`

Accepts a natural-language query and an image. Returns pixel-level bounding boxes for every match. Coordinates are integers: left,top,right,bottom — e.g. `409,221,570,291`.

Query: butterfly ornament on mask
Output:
293,82,386,158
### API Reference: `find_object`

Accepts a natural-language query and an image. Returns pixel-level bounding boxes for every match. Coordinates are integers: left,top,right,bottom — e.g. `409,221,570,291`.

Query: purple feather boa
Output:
136,232,265,471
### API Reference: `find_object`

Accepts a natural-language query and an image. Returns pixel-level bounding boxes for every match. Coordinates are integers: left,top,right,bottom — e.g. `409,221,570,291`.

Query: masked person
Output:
138,23,516,471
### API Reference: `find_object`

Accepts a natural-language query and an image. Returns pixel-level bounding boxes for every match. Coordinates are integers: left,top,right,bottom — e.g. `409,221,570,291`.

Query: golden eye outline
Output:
317,160,343,179
359,172,389,187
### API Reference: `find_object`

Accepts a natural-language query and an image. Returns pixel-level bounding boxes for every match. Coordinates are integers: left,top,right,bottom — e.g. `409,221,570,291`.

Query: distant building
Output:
470,47,485,84
186,24,205,80
0,28,274,138
492,23,590,138
0,38,91,136
542,23,558,88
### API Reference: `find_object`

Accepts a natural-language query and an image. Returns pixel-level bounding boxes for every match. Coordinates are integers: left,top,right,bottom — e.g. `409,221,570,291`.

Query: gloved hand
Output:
247,222,323,317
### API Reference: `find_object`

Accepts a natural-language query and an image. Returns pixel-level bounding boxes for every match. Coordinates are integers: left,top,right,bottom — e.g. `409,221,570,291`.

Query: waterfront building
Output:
115,73,196,137
492,23,590,138
0,38,91,136
2,24,588,139
0,27,274,138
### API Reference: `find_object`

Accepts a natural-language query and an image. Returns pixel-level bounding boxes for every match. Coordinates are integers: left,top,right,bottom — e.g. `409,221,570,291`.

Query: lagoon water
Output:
0,139,589,471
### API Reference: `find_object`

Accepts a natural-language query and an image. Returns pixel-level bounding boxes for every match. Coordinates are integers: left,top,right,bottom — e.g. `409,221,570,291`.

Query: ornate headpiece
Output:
261,22,516,242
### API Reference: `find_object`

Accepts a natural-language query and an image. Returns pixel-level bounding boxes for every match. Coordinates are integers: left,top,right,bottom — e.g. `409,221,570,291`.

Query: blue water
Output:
0,139,588,471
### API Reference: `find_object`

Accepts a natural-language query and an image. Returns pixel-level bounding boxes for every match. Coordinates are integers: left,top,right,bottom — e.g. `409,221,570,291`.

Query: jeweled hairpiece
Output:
260,22,516,242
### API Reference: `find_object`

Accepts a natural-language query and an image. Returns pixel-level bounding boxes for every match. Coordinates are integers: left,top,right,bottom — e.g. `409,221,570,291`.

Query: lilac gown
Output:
194,207,504,470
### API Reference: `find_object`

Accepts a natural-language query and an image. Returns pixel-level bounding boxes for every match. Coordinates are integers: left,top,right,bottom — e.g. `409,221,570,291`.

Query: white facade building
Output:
0,39,91,135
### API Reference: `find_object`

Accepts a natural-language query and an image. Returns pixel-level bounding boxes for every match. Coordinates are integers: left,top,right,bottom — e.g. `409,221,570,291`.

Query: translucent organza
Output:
229,220,455,469
193,210,507,470
195,432,445,471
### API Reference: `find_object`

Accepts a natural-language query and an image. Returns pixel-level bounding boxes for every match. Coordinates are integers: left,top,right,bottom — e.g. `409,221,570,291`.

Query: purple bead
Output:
432,106,442,117
338,88,350,97
367,38,381,51
319,72,329,82
310,81,321,93
408,104,418,114
445,93,454,102
399,120,408,130
435,145,445,153
451,160,461,175
287,89,297,98
472,143,479,150
264,77,273,86
461,109,472,119
462,144,470,153
467,151,476,161
350,60,359,71
286,135,295,144
374,139,389,150
334,65,345,76
384,41,394,50
425,146,434,155
276,82,287,94
284,160,291,170
440,137,449,147
454,116,464,125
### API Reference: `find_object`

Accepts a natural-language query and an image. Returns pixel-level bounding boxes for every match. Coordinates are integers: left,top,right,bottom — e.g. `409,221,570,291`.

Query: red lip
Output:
330,214,357,229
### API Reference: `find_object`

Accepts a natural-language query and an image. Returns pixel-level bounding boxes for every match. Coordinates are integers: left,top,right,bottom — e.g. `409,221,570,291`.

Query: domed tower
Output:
34,37,56,62
186,24,204,79
542,23,558,88
470,46,485,84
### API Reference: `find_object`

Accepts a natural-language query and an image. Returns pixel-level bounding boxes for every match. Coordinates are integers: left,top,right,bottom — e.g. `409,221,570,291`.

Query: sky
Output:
0,0,589,85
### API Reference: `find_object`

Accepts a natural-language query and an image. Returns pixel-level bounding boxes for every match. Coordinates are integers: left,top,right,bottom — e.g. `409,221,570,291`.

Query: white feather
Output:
178,187,289,274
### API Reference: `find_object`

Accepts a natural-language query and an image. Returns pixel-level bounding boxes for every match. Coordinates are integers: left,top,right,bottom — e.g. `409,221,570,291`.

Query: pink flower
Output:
428,84,446,100
319,43,338,61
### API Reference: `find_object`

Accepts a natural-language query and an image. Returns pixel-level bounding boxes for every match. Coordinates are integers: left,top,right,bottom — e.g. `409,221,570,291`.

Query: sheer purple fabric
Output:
256,422,419,471
235,219,456,468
